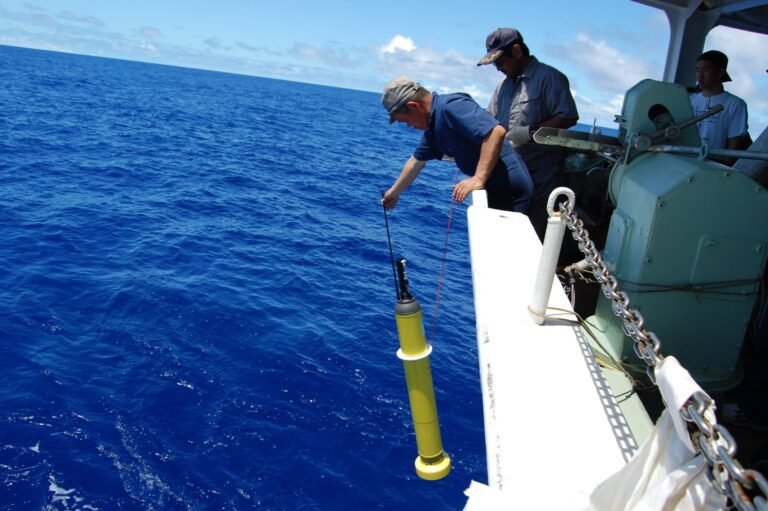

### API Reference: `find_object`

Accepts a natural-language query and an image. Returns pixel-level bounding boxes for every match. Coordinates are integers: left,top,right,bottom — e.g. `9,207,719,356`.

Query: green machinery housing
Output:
586,79,768,391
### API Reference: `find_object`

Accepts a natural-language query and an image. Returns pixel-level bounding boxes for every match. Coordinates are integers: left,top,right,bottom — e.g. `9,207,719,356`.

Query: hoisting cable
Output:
428,166,461,345
381,190,400,300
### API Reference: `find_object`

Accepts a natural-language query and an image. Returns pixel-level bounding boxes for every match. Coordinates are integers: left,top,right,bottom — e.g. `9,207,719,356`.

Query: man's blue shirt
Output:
411,92,532,212
413,92,525,178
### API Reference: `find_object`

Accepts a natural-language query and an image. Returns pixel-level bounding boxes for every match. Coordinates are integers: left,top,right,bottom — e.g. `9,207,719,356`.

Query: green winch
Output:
589,79,768,391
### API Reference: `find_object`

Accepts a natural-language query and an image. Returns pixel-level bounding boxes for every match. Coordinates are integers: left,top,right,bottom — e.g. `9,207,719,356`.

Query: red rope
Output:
429,167,461,345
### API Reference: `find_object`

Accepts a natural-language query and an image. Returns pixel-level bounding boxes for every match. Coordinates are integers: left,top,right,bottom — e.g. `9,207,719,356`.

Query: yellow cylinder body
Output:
395,299,451,481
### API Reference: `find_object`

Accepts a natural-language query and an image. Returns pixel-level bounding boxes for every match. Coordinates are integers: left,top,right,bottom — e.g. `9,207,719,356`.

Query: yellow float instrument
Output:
394,258,451,481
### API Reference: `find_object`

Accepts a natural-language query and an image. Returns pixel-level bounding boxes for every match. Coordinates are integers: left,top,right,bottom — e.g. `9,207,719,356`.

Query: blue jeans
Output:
484,154,533,213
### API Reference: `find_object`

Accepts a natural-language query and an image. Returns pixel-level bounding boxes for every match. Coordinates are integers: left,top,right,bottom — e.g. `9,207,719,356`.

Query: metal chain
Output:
559,202,662,382
559,200,768,511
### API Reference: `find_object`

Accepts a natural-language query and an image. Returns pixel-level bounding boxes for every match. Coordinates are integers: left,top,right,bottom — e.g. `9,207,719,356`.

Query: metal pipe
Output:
648,145,768,161
530,188,576,325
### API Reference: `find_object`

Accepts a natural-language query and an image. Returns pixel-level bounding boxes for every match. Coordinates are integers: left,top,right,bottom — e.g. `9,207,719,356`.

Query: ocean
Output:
0,45,488,510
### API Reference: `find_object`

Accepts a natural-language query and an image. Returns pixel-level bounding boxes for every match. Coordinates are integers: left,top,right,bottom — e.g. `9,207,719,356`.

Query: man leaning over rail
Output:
380,76,533,213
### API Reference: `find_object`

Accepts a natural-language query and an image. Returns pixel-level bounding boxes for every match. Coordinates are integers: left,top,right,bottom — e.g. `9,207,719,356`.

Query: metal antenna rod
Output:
381,191,400,300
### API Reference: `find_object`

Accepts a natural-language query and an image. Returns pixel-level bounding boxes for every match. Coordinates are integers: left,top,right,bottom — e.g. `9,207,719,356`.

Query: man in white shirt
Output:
690,50,750,165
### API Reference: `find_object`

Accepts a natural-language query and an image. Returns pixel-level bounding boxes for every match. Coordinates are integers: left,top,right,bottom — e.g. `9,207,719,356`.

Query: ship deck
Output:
463,193,653,507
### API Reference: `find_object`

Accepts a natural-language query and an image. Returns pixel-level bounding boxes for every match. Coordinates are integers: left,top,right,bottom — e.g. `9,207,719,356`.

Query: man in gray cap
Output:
380,76,532,213
690,50,750,164
478,28,579,239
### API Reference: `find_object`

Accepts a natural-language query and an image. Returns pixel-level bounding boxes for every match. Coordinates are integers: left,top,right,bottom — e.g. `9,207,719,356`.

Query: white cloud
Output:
380,35,416,55
140,26,163,38
0,4,54,26
56,10,104,26
288,42,358,69
458,84,490,105
572,89,625,130
204,37,229,51
376,39,491,94
570,32,660,94
541,32,666,129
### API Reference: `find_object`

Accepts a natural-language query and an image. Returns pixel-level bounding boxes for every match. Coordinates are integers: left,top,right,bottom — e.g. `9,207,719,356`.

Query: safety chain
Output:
558,202,663,383
559,200,768,511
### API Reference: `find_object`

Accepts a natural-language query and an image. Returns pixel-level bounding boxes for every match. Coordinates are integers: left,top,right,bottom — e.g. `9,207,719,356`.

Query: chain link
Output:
561,202,662,382
559,199,768,509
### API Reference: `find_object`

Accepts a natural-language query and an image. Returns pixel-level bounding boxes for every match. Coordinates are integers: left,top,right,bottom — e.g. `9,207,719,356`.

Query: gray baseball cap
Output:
382,76,422,123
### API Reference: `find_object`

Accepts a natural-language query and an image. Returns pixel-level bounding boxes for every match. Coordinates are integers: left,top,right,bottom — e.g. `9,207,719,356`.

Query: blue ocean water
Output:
0,45,488,510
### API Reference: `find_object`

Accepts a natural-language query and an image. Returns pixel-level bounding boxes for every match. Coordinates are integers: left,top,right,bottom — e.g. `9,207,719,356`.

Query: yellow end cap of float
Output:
415,454,451,481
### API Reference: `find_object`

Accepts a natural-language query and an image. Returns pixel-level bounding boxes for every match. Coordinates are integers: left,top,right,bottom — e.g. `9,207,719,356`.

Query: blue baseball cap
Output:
477,28,523,66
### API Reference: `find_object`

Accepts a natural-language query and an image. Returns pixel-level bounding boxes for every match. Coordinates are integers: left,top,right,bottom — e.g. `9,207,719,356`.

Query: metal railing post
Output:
529,187,576,325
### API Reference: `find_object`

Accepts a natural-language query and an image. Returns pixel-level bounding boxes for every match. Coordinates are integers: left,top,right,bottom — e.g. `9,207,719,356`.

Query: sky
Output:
1,0,766,137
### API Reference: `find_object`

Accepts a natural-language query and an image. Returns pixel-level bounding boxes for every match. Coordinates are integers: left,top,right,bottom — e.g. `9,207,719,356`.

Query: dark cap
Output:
477,28,523,66
697,50,732,82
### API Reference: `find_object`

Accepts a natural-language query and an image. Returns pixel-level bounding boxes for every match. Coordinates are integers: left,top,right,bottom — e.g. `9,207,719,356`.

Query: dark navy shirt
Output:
413,92,526,178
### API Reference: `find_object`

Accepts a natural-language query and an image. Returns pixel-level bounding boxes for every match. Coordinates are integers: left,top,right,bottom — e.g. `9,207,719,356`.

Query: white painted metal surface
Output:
466,193,634,506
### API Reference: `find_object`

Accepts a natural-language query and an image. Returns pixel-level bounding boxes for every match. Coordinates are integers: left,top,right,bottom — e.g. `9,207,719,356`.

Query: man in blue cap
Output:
380,76,533,213
478,28,579,239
